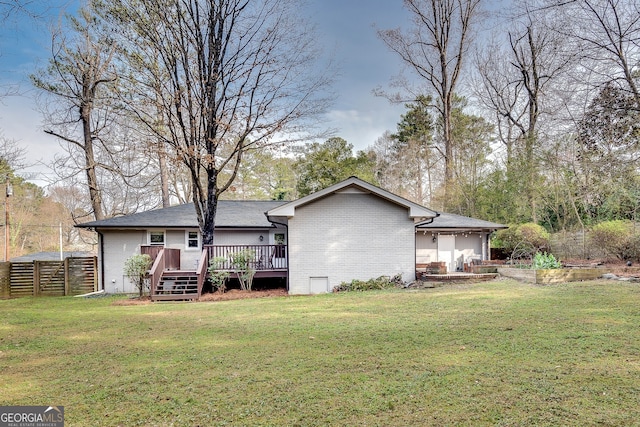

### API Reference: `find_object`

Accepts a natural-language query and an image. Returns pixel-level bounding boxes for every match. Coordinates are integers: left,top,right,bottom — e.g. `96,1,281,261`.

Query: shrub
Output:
123,254,152,297
631,234,640,262
532,252,562,269
333,274,404,292
518,223,550,250
208,256,230,293
494,223,550,260
229,249,256,291
590,220,640,261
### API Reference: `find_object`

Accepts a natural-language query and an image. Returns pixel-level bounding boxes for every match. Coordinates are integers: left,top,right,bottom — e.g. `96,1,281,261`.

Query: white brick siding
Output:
102,230,147,293
101,228,286,293
288,192,415,294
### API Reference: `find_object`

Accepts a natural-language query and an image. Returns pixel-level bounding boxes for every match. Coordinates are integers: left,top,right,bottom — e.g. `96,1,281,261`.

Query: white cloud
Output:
0,93,58,185
324,102,404,151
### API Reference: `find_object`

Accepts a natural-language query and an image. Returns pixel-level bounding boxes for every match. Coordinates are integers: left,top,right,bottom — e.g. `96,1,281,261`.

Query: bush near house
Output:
207,256,230,293
229,249,256,291
333,274,404,292
123,254,152,297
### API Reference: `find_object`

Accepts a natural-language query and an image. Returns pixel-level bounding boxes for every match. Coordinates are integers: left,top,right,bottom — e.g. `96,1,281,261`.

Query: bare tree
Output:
33,5,165,220
31,7,118,221
550,0,640,107
0,0,51,20
378,0,481,207
0,132,27,171
99,0,331,244
474,6,573,221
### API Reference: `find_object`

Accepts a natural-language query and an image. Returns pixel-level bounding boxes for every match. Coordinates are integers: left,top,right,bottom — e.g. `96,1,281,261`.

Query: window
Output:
186,231,200,250
274,233,286,258
149,231,165,246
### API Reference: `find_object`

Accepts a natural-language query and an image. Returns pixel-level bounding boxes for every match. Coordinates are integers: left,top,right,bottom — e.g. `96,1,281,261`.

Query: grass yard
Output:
1,279,640,426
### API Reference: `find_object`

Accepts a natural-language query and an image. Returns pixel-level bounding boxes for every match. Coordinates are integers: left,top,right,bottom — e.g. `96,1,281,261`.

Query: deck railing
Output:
205,244,287,270
196,249,209,297
141,245,180,269
146,248,181,295
148,249,165,296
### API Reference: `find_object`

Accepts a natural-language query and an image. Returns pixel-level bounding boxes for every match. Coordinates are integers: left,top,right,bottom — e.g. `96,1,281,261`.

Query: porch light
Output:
259,235,264,242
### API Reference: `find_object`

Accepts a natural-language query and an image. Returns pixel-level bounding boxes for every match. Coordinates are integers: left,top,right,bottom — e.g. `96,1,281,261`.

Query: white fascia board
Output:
267,204,296,217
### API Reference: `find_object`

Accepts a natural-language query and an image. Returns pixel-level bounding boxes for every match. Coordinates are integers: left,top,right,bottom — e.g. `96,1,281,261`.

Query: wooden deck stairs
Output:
151,270,200,301
143,245,288,302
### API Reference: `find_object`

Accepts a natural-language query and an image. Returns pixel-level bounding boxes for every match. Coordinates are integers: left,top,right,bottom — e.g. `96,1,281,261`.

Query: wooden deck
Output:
228,269,288,279
141,245,289,301
205,244,288,271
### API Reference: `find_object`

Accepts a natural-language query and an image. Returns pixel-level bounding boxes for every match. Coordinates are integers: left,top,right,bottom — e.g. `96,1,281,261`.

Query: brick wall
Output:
288,192,415,294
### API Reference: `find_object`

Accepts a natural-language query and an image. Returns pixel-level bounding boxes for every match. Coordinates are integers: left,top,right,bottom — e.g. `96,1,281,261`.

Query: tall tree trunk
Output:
158,142,170,208
378,0,480,210
81,105,104,221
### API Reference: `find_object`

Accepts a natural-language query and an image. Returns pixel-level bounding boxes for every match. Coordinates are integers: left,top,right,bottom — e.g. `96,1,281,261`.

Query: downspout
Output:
265,213,289,292
97,229,105,291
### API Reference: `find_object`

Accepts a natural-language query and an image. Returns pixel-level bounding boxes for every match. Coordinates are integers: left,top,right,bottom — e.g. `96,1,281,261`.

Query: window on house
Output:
274,233,285,245
149,231,165,246
186,231,200,249
274,233,286,258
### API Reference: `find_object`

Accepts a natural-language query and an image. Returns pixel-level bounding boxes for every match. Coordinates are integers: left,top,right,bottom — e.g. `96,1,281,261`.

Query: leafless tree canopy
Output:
99,0,331,243
378,0,481,207
31,8,121,221
548,0,640,106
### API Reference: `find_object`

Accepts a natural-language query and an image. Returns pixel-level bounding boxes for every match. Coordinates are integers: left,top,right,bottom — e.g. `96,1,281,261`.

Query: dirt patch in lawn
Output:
112,296,152,306
111,288,288,305
199,288,288,301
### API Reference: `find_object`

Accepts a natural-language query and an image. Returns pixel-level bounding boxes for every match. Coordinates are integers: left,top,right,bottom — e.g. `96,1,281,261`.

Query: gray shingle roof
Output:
76,200,288,229
77,199,506,232
417,212,507,230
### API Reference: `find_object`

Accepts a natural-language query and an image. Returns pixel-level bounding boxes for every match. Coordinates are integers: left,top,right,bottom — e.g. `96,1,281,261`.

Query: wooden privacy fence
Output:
0,257,97,299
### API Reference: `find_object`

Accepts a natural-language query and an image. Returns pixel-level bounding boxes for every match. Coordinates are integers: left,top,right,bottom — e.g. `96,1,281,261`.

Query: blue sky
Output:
0,0,411,185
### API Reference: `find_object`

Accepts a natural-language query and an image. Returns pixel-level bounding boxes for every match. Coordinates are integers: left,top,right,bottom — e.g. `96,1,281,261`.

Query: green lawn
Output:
1,280,640,426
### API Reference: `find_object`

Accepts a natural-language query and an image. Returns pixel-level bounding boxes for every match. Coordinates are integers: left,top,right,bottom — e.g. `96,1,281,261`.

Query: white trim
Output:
267,176,438,219
184,229,201,251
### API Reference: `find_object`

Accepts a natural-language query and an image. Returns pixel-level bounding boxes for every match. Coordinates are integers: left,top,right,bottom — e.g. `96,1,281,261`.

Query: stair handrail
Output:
196,248,209,298
148,249,166,296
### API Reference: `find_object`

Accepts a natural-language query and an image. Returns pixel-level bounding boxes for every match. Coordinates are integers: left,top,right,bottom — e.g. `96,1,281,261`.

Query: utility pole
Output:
4,176,11,262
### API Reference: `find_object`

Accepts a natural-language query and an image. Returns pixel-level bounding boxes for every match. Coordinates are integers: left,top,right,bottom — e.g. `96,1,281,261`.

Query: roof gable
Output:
267,177,438,219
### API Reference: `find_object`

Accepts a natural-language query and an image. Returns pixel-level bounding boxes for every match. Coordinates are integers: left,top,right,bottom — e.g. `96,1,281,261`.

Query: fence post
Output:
33,260,40,296
64,257,70,296
0,261,9,299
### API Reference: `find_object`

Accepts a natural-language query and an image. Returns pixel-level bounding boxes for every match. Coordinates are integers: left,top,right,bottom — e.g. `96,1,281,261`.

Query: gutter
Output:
415,212,439,228
97,229,105,291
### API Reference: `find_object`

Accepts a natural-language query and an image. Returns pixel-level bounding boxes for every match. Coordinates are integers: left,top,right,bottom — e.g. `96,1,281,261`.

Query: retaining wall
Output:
498,267,606,284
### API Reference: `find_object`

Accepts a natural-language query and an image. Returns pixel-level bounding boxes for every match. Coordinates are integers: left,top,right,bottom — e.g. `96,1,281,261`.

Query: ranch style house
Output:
77,177,506,299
